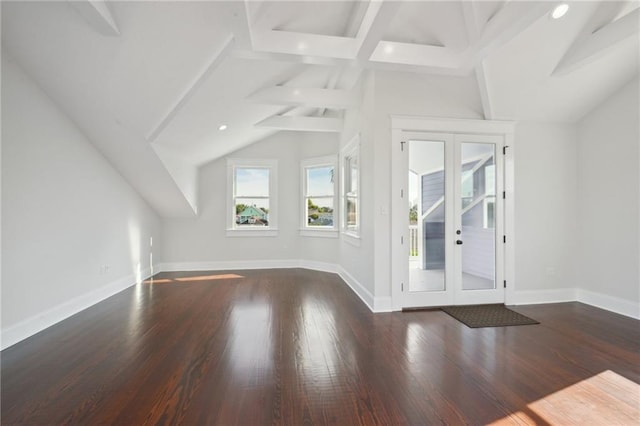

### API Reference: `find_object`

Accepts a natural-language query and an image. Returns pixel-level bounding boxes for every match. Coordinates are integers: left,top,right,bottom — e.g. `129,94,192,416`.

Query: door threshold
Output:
402,306,445,312
402,303,507,312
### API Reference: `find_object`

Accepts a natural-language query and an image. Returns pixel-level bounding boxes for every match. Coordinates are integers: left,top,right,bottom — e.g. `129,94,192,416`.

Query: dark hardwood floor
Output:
2,269,639,425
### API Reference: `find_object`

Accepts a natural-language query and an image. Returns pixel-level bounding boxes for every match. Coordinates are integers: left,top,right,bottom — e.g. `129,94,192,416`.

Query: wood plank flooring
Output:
2,269,639,425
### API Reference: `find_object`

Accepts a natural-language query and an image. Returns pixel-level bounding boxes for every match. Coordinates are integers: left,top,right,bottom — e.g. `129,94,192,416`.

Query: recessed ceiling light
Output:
218,124,227,131
551,3,569,19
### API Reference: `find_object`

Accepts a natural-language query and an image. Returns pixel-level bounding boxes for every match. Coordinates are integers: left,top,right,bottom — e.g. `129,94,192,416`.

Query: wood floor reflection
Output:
2,269,639,425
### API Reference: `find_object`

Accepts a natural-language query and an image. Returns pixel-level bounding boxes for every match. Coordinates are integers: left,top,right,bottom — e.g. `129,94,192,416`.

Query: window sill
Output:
226,228,279,237
299,229,339,238
341,232,361,247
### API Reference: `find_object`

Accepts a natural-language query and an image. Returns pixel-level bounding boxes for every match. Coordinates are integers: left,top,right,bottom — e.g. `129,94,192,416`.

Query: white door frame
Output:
391,116,516,311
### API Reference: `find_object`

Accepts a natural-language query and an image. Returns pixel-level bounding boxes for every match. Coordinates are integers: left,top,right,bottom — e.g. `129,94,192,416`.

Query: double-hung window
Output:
227,158,278,236
301,156,337,236
341,136,360,240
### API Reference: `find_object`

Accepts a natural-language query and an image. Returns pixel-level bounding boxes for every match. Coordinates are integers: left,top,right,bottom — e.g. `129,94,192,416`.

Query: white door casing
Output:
390,117,515,310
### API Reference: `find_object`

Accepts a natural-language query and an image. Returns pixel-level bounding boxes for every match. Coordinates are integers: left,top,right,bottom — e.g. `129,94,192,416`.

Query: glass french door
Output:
402,132,504,308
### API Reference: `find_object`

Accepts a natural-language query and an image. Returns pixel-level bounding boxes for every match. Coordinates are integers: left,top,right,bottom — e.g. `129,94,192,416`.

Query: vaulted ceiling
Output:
2,1,638,217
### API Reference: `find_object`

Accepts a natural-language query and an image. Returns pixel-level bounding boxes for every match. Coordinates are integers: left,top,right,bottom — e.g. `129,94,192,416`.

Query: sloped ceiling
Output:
2,1,638,217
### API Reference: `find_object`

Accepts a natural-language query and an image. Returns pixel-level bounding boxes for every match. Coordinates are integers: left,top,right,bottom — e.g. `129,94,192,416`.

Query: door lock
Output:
456,240,463,245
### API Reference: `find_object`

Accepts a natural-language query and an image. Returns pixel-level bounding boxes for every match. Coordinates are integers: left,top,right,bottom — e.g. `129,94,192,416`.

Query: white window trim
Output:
300,155,338,237
341,135,360,240
226,158,278,237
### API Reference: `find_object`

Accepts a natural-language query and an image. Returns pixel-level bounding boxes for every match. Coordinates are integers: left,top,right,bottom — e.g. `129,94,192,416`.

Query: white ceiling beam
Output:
553,8,640,76
226,0,252,50
232,48,468,77
147,35,235,142
369,60,469,77
250,85,352,110
256,116,343,132
247,86,359,109
469,1,552,66
317,68,343,116
461,0,482,41
343,1,371,38
355,0,403,61
474,60,494,120
463,1,493,120
370,41,463,69
231,48,351,67
68,0,120,36
253,30,357,59
577,1,631,39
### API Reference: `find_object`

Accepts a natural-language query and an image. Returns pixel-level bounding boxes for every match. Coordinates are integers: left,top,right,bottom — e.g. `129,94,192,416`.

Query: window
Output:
341,136,360,239
301,156,337,236
227,159,277,236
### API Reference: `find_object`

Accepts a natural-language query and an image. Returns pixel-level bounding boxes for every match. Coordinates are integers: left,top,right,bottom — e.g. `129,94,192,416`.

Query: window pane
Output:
236,168,269,197
307,197,334,227
408,139,445,293
461,142,496,290
349,157,358,193
306,166,334,196
346,196,357,228
235,198,269,226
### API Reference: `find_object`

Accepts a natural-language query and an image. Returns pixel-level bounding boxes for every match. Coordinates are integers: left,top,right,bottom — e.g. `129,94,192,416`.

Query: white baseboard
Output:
1,265,158,351
511,288,577,305
337,266,375,311
336,267,392,312
159,260,300,272
299,260,339,274
159,259,339,274
510,287,640,320
576,289,640,320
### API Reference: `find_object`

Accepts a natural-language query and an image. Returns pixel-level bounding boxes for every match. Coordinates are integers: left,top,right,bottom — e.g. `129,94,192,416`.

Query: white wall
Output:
161,131,339,268
371,71,484,306
513,123,578,298
1,54,162,348
337,71,376,306
577,77,639,315
360,70,585,309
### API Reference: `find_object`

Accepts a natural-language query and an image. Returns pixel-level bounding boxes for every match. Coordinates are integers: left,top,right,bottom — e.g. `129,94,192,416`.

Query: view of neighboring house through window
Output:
303,157,336,229
227,158,277,232
235,167,269,226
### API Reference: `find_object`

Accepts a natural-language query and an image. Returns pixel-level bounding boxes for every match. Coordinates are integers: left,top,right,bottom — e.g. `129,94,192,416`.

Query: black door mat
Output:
441,304,539,328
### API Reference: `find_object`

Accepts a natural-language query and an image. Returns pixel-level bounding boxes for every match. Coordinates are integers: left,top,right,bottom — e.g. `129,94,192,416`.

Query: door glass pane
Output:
408,140,445,292
460,143,496,290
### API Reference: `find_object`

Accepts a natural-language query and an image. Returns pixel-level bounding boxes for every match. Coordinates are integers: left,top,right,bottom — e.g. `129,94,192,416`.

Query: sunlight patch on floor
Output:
489,370,640,425
175,274,244,282
143,274,245,284
142,278,173,284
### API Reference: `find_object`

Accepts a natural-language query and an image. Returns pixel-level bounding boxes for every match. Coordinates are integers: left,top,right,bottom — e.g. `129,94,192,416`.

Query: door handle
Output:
456,240,463,245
